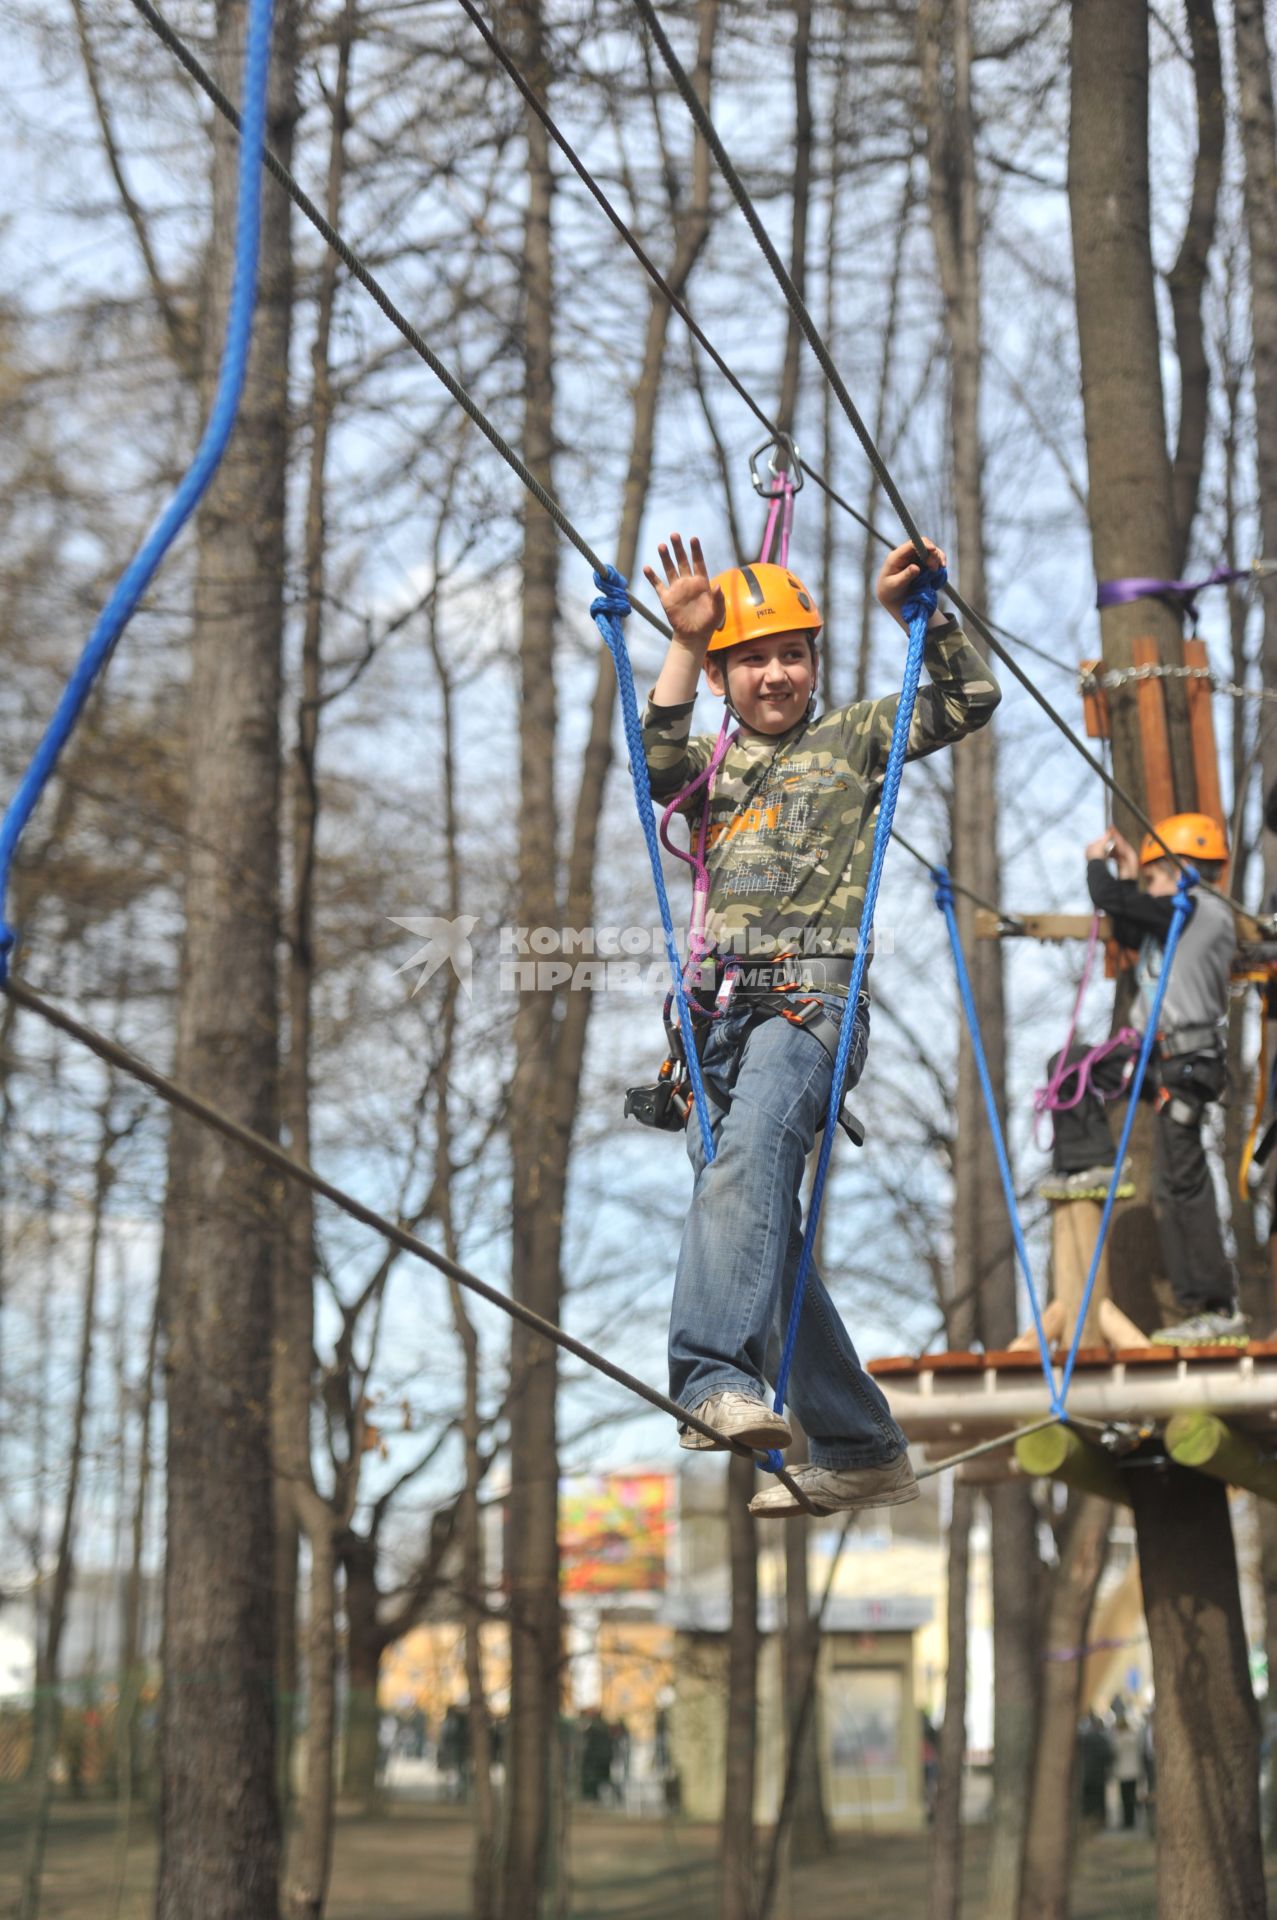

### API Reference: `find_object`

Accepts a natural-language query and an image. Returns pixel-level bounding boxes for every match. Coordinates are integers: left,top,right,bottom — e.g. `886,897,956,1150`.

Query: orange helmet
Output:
708,562,821,653
1139,812,1228,866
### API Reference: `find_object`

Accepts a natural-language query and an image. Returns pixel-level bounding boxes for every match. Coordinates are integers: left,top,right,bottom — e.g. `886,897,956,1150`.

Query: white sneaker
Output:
748,1453,919,1518
678,1391,792,1453
1149,1308,1250,1348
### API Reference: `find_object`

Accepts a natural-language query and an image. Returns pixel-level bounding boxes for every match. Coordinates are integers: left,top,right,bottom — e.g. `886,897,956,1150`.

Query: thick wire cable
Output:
0,973,815,1507
0,0,276,977
129,0,1113,936
933,868,1061,1411
632,0,1258,924
451,0,882,539
125,0,670,641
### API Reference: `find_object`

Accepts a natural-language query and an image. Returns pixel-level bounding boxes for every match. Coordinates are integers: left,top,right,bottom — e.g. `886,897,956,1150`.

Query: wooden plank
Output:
974,910,1110,942
1052,1199,1109,1350
977,906,1269,954
1183,638,1225,831
1132,635,1176,822
868,1355,924,1376
1079,659,1110,738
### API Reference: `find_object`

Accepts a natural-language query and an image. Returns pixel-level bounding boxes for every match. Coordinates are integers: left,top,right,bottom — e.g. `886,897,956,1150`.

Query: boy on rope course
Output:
1040,814,1247,1347
638,532,1001,1516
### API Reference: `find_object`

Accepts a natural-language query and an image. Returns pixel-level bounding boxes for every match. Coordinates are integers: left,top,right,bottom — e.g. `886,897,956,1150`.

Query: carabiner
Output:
750,433,803,499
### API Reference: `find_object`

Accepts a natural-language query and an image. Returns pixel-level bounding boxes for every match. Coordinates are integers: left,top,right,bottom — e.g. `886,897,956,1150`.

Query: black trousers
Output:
1048,1039,1235,1314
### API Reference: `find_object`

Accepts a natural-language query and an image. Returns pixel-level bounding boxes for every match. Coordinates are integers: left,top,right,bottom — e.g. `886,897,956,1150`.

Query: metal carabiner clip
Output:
750,433,803,499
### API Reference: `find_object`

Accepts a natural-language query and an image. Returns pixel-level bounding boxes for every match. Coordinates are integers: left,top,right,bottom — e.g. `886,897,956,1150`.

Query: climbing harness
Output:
1033,913,1139,1147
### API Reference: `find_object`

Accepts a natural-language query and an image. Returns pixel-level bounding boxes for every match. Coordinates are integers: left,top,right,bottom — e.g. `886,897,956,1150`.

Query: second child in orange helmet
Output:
638,531,1001,1517
1040,816,1246,1346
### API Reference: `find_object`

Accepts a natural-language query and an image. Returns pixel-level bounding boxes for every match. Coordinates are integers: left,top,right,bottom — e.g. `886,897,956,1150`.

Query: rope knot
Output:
591,565,631,625
931,866,955,912
1174,865,1199,905
900,561,948,633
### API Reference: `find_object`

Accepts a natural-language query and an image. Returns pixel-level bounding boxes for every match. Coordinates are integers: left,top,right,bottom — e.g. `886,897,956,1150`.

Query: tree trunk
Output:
429,550,498,1920
1167,0,1224,570
1234,0,1277,897
920,5,1034,1909
500,0,563,1911
499,9,718,1914
110,1273,162,1920
284,1524,339,1920
1018,1498,1112,1920
1131,1467,1264,1916
1068,0,1194,821
721,1452,758,1920
16,1093,112,1920
781,1439,828,1865
155,4,295,1911
774,0,811,442
340,1534,382,1808
277,12,356,1910
1069,5,1264,1905
928,1480,973,1920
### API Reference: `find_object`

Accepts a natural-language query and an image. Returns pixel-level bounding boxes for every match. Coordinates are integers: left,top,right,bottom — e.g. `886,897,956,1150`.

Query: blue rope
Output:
590,567,716,1160
1056,868,1197,1402
764,567,947,1467
933,868,1063,1414
0,0,277,983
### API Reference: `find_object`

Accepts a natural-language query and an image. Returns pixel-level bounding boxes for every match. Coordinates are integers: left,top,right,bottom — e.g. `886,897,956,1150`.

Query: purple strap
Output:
659,713,736,986
1096,564,1249,617
1033,914,1140,1142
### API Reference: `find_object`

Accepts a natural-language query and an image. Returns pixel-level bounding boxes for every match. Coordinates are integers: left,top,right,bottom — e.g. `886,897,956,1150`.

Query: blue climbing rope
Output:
1056,868,1196,1401
764,566,947,1467
934,865,1197,1417
933,868,1064,1413
0,0,277,982
590,567,717,1160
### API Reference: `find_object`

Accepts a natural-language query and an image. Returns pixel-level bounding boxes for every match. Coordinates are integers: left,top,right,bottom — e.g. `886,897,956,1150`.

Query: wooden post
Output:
1014,1424,1129,1504
1165,1410,1277,1505
1182,638,1225,830
1132,636,1176,822
1051,1199,1109,1349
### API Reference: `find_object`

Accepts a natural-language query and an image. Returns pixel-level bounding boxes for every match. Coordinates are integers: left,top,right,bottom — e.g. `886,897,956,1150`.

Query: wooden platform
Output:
869,1343,1277,1461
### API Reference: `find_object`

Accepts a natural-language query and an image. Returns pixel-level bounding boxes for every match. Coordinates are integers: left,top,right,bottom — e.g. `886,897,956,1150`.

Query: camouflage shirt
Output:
642,620,1001,974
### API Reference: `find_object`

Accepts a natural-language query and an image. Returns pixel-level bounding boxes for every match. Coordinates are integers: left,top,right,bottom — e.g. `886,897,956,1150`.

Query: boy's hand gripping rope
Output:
0,0,277,980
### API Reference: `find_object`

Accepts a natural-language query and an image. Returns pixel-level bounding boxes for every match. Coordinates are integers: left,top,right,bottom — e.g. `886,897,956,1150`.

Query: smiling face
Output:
704,630,817,734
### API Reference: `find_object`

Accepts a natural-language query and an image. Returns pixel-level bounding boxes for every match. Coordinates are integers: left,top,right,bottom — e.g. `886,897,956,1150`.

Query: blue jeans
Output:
670,993,907,1469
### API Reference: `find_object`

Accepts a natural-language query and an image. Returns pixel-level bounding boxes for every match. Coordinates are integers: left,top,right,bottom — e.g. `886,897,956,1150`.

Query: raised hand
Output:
643,533,724,652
